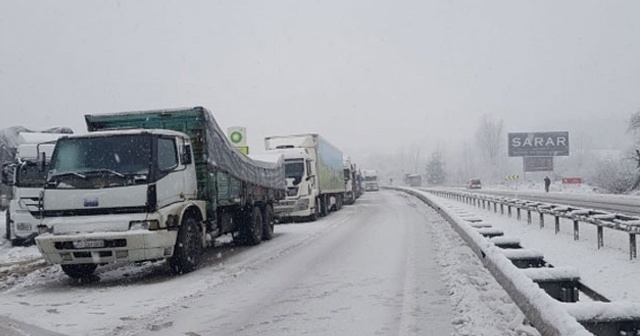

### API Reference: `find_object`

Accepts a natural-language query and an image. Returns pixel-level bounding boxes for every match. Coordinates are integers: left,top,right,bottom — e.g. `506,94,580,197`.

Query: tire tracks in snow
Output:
109,214,353,336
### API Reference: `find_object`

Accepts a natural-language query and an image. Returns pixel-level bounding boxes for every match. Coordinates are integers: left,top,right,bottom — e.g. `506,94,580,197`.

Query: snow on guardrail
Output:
429,189,640,259
390,186,594,336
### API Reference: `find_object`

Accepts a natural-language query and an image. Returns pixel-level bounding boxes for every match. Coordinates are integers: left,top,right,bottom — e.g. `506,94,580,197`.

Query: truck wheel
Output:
320,195,328,217
308,200,319,222
336,194,344,210
61,264,97,279
5,211,10,241
246,206,263,245
170,216,203,274
233,207,263,246
262,205,275,241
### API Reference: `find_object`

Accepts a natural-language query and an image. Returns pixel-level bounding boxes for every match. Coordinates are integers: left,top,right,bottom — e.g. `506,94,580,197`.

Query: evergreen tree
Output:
426,151,446,185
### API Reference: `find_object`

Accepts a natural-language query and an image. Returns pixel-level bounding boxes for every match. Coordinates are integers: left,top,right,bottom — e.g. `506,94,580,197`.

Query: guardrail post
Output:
573,220,580,240
500,204,504,215
630,234,637,260
493,202,497,213
555,216,560,234
539,213,545,228
527,210,532,225
597,226,604,249
508,205,512,217
517,208,521,220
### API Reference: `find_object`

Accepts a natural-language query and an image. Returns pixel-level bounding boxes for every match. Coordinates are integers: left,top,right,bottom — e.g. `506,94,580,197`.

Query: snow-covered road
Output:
0,191,522,336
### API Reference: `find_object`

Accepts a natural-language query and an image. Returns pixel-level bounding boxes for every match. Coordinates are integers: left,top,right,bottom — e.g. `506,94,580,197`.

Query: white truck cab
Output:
267,147,318,218
4,135,59,246
265,133,345,222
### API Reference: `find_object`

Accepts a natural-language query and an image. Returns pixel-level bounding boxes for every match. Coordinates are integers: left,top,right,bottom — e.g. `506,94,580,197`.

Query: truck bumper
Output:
274,197,313,218
35,230,178,265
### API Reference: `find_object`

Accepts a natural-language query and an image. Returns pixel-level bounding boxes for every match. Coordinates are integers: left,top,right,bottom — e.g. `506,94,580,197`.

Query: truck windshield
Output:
284,160,305,185
364,176,377,182
47,135,152,189
344,169,351,180
15,163,46,188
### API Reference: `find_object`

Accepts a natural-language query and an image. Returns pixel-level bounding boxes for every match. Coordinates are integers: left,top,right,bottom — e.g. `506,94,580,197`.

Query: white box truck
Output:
265,134,345,221
362,169,379,191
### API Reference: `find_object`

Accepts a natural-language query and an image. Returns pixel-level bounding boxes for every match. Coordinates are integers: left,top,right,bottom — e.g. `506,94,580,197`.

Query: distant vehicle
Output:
2,137,59,246
468,179,482,189
354,168,363,198
265,134,345,221
343,158,356,205
35,107,286,278
404,174,422,187
362,170,379,191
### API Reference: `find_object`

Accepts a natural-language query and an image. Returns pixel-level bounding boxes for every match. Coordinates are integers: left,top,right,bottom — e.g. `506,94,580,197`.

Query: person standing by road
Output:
544,176,551,192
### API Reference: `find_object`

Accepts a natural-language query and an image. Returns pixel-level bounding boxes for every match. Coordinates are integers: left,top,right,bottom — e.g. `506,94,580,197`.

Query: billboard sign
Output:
508,131,569,157
523,156,553,172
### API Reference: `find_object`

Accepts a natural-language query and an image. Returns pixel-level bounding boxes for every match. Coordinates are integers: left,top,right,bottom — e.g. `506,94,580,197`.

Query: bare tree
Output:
475,114,504,182
626,110,640,190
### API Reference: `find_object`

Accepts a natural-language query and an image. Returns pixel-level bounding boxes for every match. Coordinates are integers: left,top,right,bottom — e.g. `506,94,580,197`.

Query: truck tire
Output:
246,206,263,245
262,205,275,241
5,211,10,241
233,207,263,246
336,194,343,210
308,199,319,222
320,195,328,217
61,264,97,279
169,216,203,274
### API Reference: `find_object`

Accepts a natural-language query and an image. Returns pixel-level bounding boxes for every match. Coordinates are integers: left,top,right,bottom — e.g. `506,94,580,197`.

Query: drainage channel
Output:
394,187,640,336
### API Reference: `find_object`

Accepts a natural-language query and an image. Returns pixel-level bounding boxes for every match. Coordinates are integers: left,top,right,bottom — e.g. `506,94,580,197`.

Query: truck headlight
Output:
16,222,32,231
129,220,160,231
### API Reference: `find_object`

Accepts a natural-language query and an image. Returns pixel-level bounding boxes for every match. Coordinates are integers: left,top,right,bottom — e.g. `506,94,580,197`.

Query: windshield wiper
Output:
82,169,126,178
50,172,87,180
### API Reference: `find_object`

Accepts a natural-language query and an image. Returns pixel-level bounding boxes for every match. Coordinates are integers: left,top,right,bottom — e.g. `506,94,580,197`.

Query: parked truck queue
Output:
0,106,370,279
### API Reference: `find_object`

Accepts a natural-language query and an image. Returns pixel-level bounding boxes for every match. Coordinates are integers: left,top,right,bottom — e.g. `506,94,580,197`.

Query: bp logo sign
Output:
227,126,247,146
230,131,243,144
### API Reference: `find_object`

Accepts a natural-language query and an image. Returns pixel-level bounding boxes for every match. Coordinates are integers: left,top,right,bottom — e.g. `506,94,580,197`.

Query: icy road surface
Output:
0,191,520,336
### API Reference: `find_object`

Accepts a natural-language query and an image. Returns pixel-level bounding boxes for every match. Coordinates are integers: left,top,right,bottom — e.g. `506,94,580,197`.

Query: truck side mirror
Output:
38,152,47,172
181,145,192,165
306,174,315,181
1,163,15,186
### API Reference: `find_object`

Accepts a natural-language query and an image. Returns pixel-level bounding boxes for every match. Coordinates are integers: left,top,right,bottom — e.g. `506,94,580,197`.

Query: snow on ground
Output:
1,184,638,335
397,193,525,335
0,193,531,336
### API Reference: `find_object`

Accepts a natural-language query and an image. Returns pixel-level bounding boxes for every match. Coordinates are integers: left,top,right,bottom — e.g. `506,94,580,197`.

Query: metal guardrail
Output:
390,186,640,335
391,186,594,336
428,189,640,260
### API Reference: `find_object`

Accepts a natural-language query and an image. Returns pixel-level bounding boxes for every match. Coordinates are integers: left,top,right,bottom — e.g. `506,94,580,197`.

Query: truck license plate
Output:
73,240,105,249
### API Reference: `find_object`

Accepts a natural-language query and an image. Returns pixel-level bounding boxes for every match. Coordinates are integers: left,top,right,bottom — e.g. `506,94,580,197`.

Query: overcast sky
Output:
1,0,640,163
